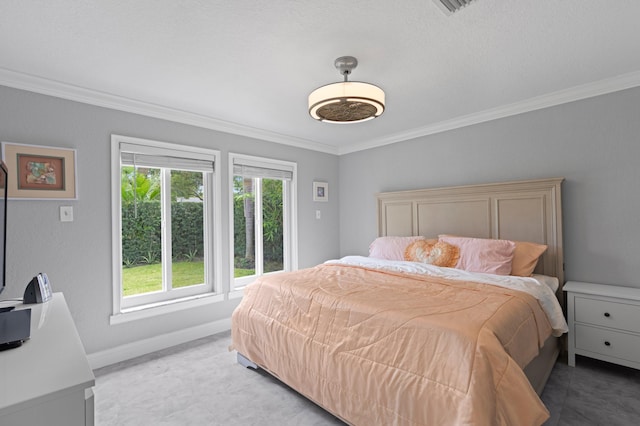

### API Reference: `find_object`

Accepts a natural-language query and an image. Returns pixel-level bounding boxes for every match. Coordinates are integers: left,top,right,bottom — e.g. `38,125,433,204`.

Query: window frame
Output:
228,153,298,297
111,135,222,321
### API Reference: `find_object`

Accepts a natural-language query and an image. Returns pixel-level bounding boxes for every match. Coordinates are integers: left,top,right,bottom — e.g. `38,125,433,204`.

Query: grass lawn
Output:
122,261,256,296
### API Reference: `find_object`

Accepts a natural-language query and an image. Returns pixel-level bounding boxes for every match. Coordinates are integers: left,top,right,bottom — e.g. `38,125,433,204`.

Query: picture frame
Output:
313,181,328,202
1,142,78,200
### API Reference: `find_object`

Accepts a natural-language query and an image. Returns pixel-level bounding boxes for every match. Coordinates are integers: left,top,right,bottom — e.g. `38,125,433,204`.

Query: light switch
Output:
315,210,321,219
60,206,74,222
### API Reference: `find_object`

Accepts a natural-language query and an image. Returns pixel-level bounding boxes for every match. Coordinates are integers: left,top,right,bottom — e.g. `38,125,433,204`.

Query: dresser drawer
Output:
575,296,640,333
575,324,640,363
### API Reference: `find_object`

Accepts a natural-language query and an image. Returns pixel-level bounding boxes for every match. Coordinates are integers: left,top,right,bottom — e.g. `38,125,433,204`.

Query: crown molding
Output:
2,67,639,157
339,70,640,155
0,68,338,155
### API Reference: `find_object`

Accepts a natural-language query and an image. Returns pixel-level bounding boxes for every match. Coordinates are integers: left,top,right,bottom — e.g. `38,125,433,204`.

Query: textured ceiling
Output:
1,0,640,154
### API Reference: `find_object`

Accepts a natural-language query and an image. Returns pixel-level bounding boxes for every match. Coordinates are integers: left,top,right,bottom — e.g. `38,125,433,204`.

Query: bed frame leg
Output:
237,352,259,369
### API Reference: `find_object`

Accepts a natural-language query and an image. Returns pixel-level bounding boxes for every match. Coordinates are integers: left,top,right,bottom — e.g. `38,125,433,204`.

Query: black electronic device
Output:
0,160,32,351
0,308,31,350
23,273,52,304
0,161,7,296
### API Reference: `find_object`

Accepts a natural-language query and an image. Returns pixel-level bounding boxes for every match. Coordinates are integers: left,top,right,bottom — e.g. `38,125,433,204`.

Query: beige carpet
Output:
94,330,640,426
93,331,344,425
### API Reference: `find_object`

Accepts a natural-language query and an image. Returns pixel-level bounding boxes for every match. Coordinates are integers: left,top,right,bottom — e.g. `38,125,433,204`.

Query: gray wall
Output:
0,85,340,354
4,82,639,357
340,86,640,289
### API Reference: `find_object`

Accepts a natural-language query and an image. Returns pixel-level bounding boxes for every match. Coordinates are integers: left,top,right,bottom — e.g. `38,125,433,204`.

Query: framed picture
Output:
313,181,328,202
1,142,77,200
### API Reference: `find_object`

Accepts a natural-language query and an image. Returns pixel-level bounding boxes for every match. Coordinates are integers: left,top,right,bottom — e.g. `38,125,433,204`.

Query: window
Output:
230,154,297,294
111,135,221,317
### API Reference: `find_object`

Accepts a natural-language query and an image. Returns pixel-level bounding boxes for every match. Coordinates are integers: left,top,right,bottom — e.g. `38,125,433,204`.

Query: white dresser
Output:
564,281,640,370
0,293,95,425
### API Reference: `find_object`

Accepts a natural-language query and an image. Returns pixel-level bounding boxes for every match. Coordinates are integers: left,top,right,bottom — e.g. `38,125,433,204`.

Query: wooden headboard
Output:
376,178,564,301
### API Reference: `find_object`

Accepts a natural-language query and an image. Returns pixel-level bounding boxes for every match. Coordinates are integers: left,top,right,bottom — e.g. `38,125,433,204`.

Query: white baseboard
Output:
87,318,232,370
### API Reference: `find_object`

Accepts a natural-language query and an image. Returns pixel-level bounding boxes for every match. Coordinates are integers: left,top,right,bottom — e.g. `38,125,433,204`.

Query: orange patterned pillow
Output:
404,240,460,268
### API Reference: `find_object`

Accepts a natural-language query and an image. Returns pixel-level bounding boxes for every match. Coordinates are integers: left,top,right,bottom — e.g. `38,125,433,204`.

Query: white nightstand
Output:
564,281,640,370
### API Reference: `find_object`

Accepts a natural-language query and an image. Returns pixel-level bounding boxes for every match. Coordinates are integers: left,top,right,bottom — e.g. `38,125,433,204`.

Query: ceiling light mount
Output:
309,56,385,124
334,56,358,80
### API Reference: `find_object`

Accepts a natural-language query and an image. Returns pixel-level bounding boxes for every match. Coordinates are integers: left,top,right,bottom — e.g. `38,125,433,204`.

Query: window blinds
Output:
233,159,293,181
120,143,214,172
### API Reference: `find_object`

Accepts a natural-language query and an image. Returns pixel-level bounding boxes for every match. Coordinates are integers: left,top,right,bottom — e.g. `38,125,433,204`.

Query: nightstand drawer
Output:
575,296,640,333
575,324,640,363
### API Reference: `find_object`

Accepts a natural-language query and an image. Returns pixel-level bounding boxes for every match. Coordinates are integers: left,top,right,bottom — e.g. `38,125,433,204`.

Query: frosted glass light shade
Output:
308,81,385,123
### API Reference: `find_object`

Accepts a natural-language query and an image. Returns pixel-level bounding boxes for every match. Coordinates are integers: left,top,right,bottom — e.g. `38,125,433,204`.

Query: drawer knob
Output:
604,312,611,318
604,341,611,346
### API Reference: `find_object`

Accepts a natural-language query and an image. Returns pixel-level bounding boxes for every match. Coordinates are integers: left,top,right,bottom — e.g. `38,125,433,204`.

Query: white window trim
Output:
110,134,222,320
109,293,225,325
228,153,298,298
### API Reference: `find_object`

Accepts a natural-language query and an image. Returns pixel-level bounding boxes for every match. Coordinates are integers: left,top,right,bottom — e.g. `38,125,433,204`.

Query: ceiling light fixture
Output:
308,56,385,123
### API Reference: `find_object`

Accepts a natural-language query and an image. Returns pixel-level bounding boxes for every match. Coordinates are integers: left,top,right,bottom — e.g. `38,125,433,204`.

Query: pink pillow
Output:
438,235,516,275
369,236,427,261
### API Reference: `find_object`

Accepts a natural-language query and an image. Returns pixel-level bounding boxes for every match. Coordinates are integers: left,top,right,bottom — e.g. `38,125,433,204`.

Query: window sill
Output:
110,292,225,325
228,289,245,300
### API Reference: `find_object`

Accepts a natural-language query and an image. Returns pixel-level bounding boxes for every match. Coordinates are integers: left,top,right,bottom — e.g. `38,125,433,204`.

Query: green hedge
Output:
122,201,204,266
233,196,247,258
233,179,283,264
123,180,284,268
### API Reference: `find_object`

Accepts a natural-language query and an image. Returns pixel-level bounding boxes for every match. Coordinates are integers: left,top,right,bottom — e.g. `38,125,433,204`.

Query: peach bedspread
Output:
231,263,553,426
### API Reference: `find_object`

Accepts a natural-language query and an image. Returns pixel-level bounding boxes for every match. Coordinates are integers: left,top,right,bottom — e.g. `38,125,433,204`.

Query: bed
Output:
231,178,567,426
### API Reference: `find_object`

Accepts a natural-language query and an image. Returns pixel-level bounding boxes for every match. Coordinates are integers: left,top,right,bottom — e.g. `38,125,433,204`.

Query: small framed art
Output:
313,181,328,202
1,142,78,200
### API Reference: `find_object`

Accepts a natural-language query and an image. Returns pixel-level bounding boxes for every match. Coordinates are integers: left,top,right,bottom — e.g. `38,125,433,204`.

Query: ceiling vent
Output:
433,0,476,15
